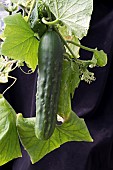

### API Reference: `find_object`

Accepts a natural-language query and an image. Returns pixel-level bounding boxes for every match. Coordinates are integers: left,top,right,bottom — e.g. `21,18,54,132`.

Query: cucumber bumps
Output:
35,29,64,140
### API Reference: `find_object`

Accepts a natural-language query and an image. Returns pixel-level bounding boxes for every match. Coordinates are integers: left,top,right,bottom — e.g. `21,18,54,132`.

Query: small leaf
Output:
93,50,107,67
17,111,93,164
58,60,80,119
70,61,81,96
44,0,93,39
0,94,21,166
1,14,39,71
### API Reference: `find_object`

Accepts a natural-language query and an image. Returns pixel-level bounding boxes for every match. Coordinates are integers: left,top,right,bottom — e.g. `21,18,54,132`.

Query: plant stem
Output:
27,0,36,22
54,28,77,59
63,53,71,61
67,40,95,53
20,67,33,74
2,76,17,95
9,11,12,15
42,17,59,25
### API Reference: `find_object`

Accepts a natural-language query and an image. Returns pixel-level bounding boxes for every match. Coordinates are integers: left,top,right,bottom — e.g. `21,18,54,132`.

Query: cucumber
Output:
35,29,64,140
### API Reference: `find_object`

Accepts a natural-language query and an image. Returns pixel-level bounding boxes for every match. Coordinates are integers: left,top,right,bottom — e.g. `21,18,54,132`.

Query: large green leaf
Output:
44,0,93,39
0,94,21,166
17,111,92,164
58,60,80,119
1,13,39,71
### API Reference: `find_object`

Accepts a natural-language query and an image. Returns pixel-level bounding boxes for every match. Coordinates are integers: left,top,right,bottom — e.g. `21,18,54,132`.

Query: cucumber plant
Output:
0,0,108,166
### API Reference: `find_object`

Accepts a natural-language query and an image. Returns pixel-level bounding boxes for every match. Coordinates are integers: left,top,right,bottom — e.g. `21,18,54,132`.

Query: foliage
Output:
17,111,92,164
43,0,93,39
0,94,21,166
1,14,39,71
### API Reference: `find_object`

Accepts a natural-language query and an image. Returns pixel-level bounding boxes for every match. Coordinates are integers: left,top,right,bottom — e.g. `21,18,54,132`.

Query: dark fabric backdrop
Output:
1,0,113,170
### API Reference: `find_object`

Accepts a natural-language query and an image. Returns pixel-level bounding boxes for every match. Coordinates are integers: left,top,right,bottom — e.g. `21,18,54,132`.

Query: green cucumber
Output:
35,29,64,140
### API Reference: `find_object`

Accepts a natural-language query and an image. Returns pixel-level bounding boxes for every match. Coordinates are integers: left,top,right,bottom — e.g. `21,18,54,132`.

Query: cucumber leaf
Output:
0,94,21,166
93,50,107,67
58,60,80,119
1,13,39,71
44,0,93,39
17,111,93,164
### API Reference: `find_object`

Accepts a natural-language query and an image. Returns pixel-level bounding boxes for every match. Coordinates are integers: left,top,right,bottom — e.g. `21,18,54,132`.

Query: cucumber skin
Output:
35,30,64,140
